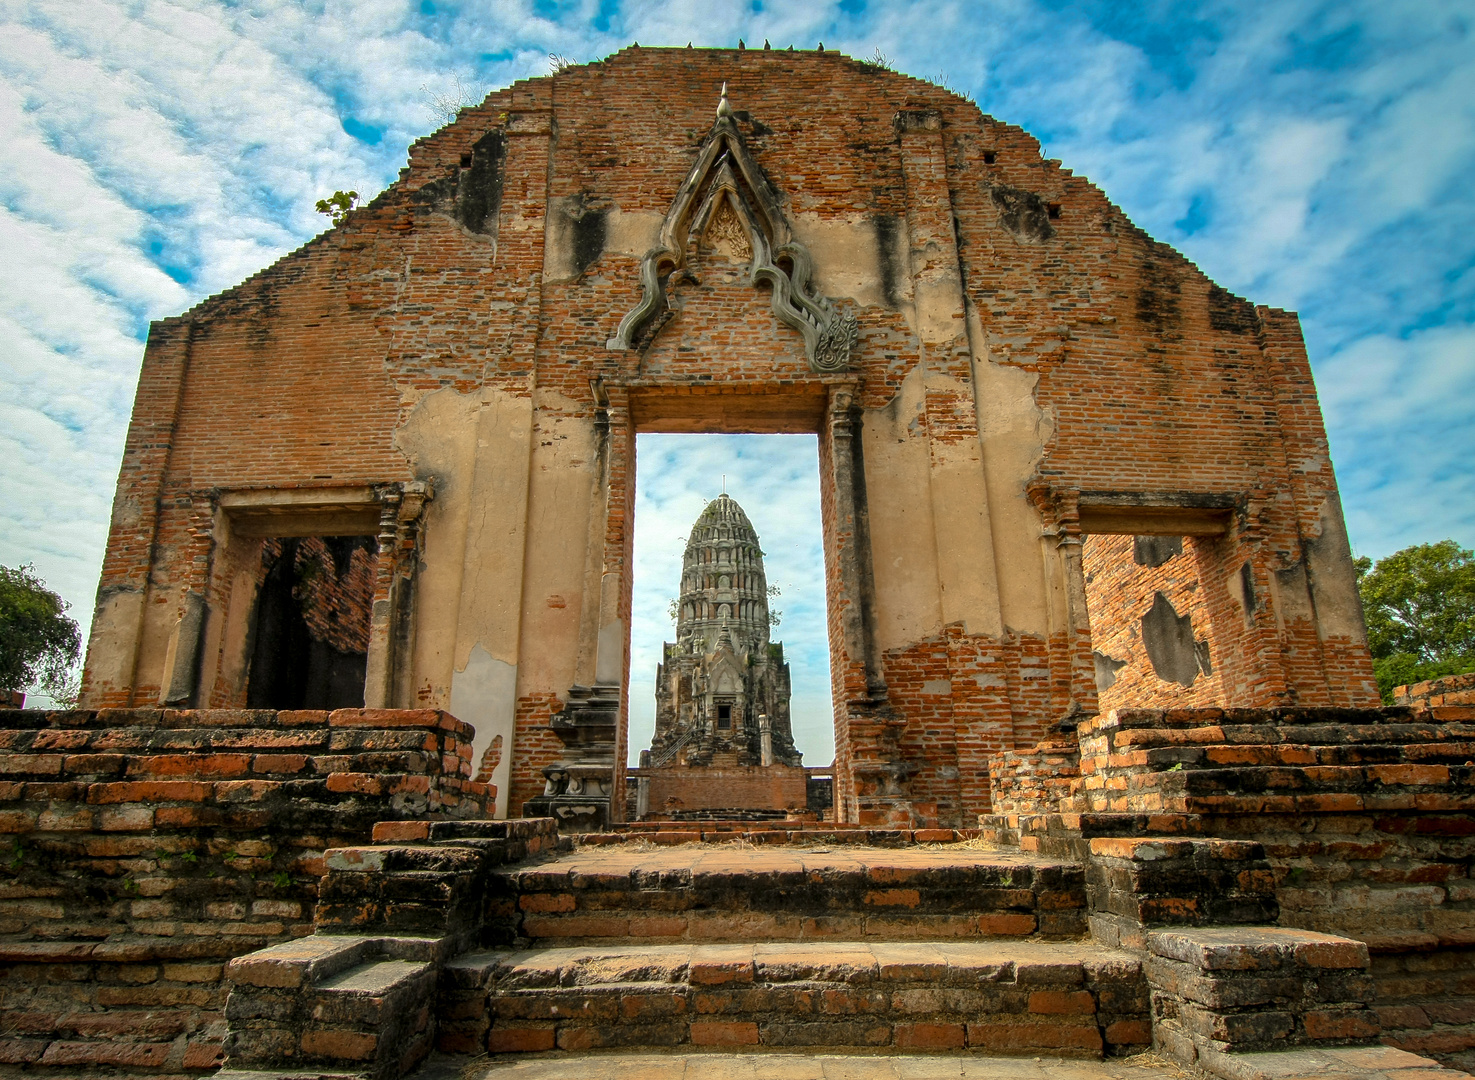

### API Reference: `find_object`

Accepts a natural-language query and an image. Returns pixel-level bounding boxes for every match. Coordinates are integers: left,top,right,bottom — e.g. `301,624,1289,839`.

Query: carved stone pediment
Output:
607,84,858,373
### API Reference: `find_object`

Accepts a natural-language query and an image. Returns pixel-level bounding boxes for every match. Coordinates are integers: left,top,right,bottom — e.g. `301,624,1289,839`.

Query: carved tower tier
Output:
646,494,802,771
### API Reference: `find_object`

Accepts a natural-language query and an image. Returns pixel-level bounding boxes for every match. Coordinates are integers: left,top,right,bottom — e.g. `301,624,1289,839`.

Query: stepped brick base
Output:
224,935,446,1080
577,822,980,846
489,846,1086,946
445,940,1149,1056
0,707,484,1075
1147,926,1378,1059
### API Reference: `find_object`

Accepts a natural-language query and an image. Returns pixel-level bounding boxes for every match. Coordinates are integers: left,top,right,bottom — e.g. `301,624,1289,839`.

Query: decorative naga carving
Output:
608,83,858,373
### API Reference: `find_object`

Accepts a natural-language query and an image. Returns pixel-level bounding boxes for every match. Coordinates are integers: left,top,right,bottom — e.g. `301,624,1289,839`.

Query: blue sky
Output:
2,0,1472,726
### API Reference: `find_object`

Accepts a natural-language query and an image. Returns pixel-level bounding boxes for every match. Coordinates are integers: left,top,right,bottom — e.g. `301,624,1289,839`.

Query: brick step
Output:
579,826,979,846
442,939,1150,1057
489,846,1086,945
224,934,446,1080
215,1070,365,1079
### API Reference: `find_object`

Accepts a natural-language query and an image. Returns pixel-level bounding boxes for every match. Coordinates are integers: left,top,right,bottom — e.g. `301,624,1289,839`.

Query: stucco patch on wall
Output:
973,354,1053,637
451,643,517,818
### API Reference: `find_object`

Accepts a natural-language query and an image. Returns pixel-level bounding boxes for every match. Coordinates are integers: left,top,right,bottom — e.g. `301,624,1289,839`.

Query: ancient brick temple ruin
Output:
2,45,1469,1080
631,492,811,821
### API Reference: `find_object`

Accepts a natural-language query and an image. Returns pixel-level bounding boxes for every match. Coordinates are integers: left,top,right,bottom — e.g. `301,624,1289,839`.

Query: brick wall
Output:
1395,671,1475,708
638,765,808,817
84,47,1374,826
0,708,485,1073
1084,534,1226,712
985,704,1475,1068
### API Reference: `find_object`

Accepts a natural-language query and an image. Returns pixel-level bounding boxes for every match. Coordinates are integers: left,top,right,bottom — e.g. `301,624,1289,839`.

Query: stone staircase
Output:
224,934,447,1079
219,833,1157,1075
486,845,1086,945
447,939,1147,1055
212,704,1474,1080
433,844,1146,1057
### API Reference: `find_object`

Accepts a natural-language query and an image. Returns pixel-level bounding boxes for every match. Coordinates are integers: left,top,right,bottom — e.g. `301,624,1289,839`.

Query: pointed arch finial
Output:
606,95,858,372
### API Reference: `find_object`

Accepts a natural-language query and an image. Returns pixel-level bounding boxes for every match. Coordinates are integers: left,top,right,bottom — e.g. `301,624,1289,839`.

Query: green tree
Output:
0,565,81,704
1355,540,1475,702
314,190,360,225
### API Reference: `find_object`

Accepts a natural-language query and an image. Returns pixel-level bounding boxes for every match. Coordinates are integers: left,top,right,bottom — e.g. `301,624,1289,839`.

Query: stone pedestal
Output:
522,683,618,832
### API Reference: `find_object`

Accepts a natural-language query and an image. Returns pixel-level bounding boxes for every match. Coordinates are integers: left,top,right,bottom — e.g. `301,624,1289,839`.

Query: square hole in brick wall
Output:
1083,533,1225,711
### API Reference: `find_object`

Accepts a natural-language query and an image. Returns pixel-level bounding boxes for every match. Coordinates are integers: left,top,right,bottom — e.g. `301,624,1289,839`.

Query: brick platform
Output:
576,821,979,846
0,707,484,1075
487,845,1085,945
459,940,1148,1056
982,705,1475,1074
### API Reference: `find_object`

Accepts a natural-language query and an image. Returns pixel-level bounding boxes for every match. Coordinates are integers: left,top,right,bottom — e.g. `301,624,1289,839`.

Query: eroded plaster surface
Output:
450,644,517,817
972,352,1054,638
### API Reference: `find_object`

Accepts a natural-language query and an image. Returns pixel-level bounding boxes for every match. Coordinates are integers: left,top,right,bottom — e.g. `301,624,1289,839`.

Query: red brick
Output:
251,754,308,773
301,1029,378,1060
1029,990,1097,1015
1105,1019,1152,1045
128,754,250,777
182,1040,225,1068
372,820,430,841
0,1039,45,1064
325,773,386,795
894,1022,966,1049
978,914,1038,935
87,780,210,803
690,1021,760,1046
967,1022,1103,1052
40,1041,173,1066
1303,1010,1379,1041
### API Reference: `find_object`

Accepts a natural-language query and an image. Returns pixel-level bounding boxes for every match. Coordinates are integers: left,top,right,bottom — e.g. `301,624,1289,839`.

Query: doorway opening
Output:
626,432,835,822
245,535,377,709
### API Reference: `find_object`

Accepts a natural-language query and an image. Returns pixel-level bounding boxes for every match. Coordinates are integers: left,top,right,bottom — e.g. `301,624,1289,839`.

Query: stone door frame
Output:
588,375,911,825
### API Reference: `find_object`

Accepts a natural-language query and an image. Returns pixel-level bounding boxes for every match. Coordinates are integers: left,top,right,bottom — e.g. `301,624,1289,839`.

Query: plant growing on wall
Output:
1356,539,1475,701
314,190,360,225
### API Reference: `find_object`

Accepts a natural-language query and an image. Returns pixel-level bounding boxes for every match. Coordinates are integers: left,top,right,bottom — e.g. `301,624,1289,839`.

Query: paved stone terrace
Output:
380,1045,1467,1080
525,842,1040,873
431,1050,1197,1080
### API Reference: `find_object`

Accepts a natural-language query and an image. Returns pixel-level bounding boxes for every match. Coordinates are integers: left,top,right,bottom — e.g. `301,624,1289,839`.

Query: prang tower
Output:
645,494,801,769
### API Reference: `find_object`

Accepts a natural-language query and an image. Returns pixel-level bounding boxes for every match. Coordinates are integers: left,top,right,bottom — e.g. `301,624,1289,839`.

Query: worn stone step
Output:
579,824,979,846
489,846,1086,945
216,1071,367,1080
439,939,1150,1058
225,936,442,1080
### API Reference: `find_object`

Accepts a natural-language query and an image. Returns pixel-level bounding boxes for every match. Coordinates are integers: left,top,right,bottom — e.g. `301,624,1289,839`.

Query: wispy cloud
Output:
0,0,1470,709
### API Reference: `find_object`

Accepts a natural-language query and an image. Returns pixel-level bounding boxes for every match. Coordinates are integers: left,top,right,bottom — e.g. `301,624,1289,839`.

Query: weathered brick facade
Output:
81,47,1374,830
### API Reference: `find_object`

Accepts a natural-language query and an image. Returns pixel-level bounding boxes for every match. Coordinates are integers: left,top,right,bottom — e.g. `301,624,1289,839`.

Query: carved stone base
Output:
521,683,619,833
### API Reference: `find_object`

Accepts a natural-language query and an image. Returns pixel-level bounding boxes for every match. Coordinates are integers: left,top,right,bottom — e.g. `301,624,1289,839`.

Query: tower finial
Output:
717,81,733,119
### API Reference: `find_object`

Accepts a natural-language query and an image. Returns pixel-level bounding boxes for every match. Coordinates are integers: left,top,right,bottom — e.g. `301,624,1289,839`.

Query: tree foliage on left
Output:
1356,539,1475,702
0,565,81,704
